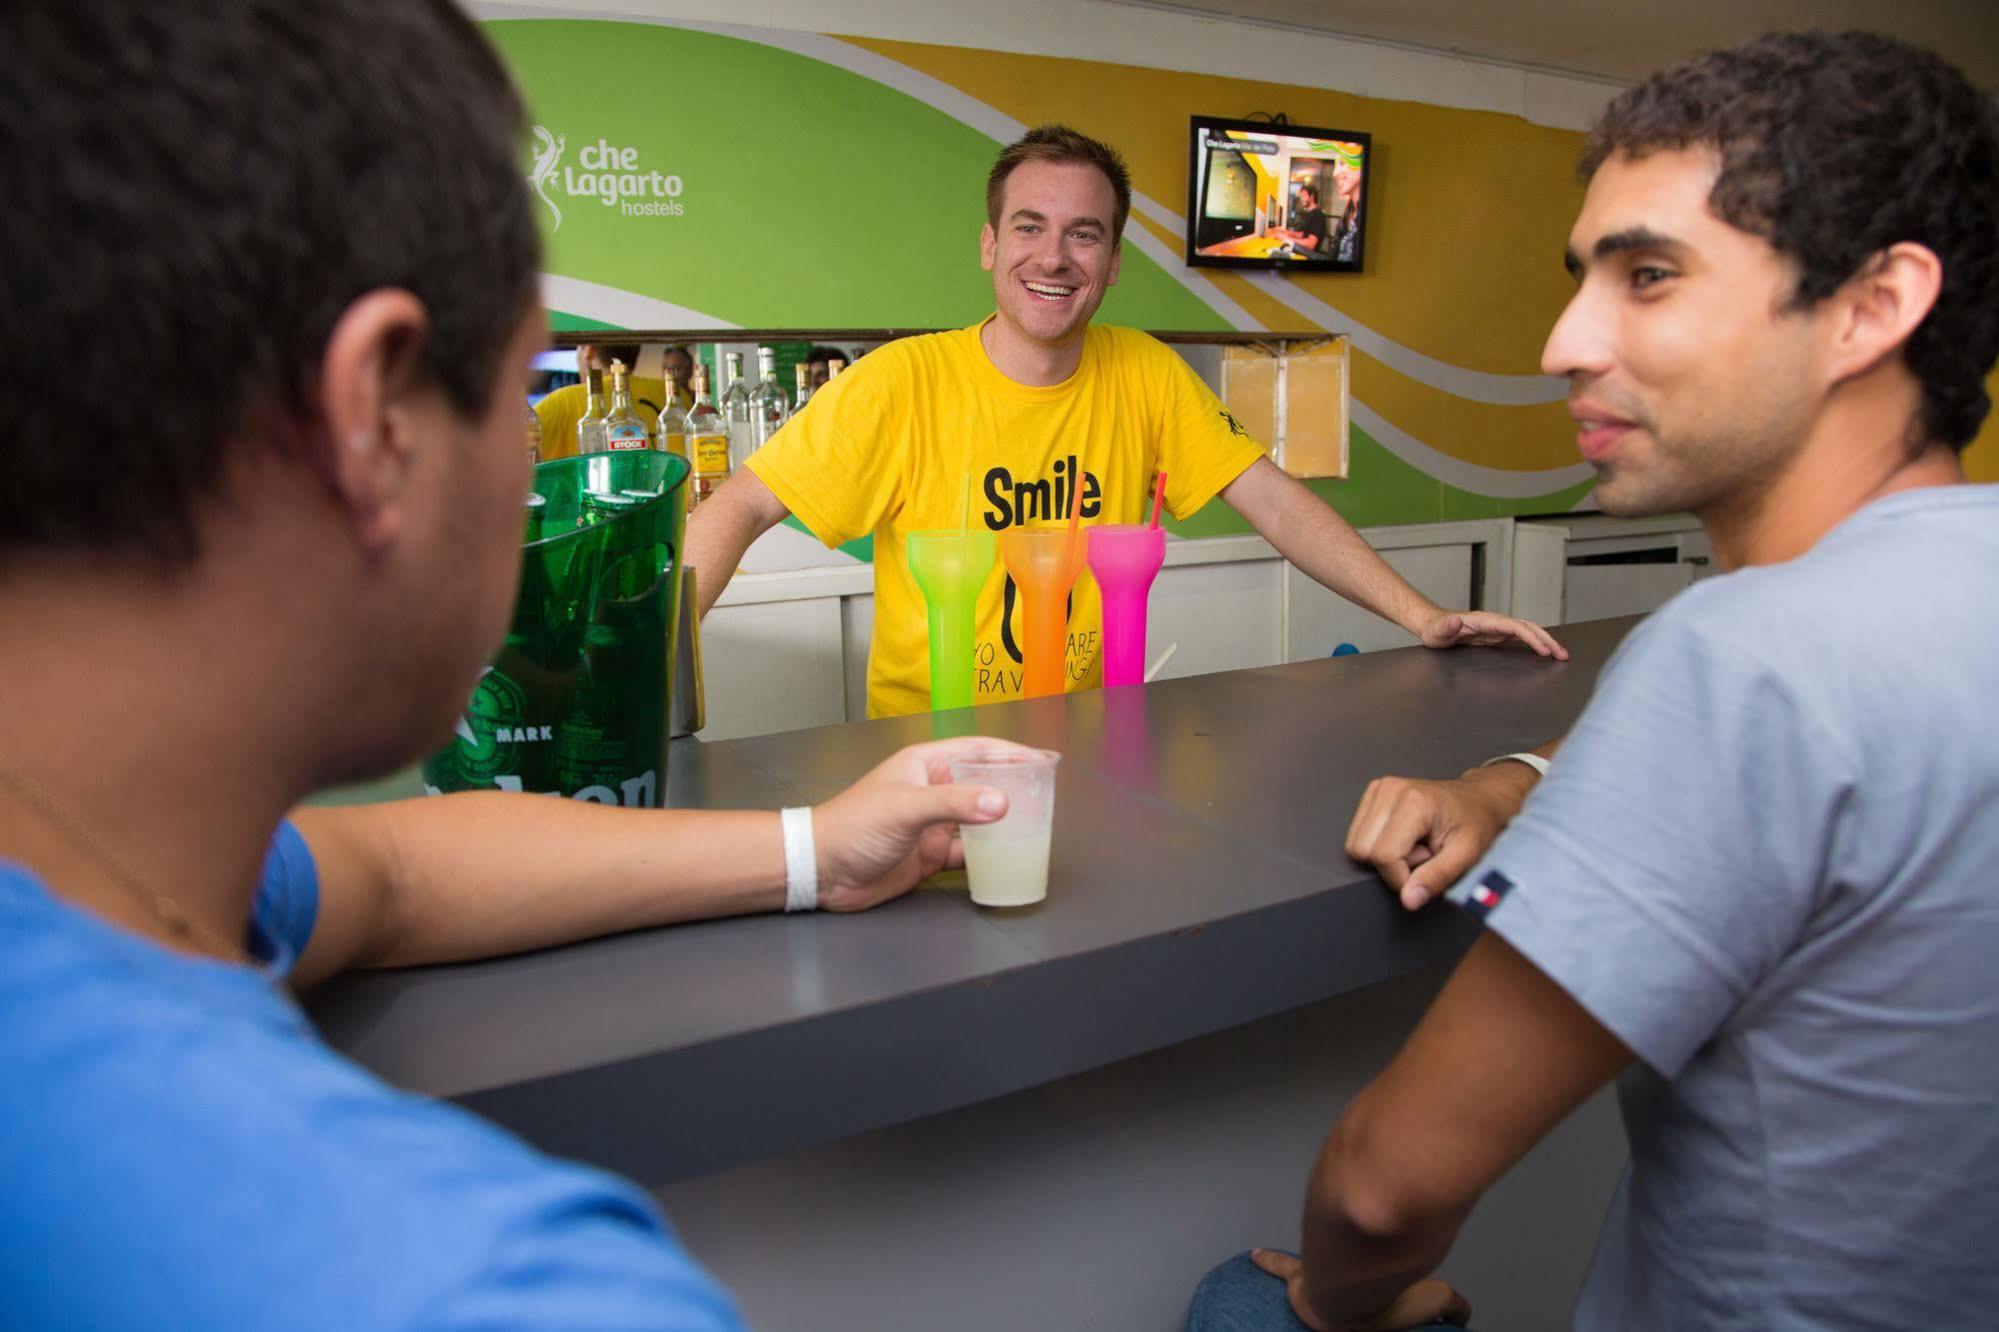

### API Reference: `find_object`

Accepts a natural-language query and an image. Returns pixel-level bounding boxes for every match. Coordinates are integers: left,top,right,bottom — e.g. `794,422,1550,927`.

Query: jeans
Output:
1186,1252,1473,1332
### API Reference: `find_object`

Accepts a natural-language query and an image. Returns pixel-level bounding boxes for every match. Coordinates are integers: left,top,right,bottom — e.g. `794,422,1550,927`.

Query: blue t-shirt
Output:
0,821,744,1329
1451,486,1999,1329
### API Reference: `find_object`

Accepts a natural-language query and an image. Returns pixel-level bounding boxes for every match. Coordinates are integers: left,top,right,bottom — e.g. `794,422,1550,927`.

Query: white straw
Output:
1143,643,1179,683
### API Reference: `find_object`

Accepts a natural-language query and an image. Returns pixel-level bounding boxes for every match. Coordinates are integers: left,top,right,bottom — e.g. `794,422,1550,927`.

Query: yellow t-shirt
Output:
533,377,671,461
747,321,1268,718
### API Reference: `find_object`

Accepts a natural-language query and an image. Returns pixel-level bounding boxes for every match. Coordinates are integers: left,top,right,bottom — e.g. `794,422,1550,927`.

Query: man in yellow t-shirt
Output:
686,126,1565,718
744,321,1263,716
534,342,691,461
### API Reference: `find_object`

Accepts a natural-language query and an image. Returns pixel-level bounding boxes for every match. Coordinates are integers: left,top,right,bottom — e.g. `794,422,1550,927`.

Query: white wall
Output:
478,1,1622,130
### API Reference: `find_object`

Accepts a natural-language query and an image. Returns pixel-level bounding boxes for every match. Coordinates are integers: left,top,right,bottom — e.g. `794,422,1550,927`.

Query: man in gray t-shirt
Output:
1472,486,1999,1327
1192,31,1999,1332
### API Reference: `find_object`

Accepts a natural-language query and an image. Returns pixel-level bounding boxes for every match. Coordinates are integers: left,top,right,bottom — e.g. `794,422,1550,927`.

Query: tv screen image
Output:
1186,116,1371,273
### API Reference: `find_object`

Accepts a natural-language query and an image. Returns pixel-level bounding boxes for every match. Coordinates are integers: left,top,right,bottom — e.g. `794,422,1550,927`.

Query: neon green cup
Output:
908,529,998,711
423,451,689,808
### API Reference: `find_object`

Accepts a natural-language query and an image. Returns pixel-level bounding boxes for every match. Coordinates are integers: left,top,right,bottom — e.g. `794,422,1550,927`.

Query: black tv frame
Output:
1185,115,1372,274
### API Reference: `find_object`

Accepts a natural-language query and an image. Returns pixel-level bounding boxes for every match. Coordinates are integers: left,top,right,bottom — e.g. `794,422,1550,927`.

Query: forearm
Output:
1295,931,1629,1324
297,794,786,971
1293,519,1433,632
1299,1103,1468,1326
683,473,778,618
1226,462,1437,633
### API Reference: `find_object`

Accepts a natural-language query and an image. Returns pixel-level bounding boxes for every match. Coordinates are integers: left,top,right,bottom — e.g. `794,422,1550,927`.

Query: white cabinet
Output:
1284,519,1506,658
698,562,866,742
1145,538,1287,681
701,593,851,741
1512,514,1715,626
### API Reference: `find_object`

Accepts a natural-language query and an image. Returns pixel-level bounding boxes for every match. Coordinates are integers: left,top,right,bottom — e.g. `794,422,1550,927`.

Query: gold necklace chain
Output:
0,758,245,963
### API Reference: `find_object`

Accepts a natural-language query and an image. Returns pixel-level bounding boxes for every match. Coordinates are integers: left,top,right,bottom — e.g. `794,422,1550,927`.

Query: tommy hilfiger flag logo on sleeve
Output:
1456,869,1516,920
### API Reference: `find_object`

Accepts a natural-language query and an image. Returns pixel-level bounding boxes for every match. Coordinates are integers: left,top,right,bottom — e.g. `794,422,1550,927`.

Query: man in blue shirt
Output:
1196,30,1999,1331
0,2,1026,1326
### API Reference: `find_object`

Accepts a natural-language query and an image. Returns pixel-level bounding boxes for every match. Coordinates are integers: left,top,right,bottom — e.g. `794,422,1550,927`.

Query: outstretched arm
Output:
288,736,1029,990
1221,458,1566,658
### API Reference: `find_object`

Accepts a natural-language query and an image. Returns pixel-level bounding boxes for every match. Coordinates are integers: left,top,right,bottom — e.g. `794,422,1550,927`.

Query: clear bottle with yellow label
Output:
686,364,731,509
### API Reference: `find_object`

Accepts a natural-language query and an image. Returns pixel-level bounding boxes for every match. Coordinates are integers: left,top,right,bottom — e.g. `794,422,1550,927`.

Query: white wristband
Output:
780,806,818,913
1481,752,1550,779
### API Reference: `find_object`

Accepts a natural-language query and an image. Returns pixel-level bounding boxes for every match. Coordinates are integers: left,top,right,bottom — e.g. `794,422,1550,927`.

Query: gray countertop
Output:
308,616,1638,1184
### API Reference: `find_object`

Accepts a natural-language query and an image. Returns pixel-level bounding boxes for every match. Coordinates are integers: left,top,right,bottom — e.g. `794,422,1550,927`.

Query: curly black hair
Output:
1581,30,1999,452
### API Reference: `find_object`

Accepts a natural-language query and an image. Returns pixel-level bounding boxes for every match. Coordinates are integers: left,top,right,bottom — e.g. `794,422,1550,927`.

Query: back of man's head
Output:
1582,30,1999,451
986,125,1133,244
591,344,645,373
0,0,539,565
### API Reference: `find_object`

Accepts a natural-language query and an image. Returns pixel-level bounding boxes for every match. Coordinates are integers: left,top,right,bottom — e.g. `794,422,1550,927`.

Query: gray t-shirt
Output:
1450,485,1999,1330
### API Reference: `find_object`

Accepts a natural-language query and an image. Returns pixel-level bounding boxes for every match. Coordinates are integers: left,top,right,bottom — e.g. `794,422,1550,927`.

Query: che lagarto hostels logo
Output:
529,126,685,231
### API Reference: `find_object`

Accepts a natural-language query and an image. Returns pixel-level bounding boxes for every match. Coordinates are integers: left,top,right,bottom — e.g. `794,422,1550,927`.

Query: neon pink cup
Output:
1086,524,1166,688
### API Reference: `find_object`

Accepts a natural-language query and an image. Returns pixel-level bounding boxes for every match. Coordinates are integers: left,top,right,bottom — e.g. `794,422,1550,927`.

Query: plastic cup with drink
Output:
948,748,1061,907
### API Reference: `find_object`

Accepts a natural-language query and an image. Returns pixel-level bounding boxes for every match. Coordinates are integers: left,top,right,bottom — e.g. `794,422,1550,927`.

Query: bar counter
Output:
308,616,1637,1190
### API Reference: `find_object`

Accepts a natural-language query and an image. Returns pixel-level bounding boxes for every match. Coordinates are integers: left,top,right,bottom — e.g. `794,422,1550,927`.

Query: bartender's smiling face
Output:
1543,145,1827,519
981,159,1122,352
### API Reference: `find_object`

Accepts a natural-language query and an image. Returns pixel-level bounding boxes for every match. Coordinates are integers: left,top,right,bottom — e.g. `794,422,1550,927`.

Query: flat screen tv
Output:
1186,116,1371,272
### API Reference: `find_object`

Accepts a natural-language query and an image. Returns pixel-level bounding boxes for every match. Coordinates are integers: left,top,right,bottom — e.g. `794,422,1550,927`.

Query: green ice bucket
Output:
423,451,690,808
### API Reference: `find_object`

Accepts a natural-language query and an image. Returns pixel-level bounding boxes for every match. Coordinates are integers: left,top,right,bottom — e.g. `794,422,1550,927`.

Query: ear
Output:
308,289,433,554
1107,238,1122,288
980,222,997,273
1824,242,1942,388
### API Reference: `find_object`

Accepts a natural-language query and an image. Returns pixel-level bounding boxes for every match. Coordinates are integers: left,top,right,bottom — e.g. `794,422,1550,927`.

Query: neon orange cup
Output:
1001,525,1089,698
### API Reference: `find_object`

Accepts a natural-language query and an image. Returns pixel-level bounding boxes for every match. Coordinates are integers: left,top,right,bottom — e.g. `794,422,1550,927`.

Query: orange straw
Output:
1149,470,1167,530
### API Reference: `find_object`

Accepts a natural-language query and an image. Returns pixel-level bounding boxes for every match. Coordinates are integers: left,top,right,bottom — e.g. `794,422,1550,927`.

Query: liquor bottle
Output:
576,367,608,455
523,392,542,465
719,351,756,473
686,364,731,510
792,363,812,413
747,346,791,452
827,357,847,380
656,373,689,460
602,359,652,451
